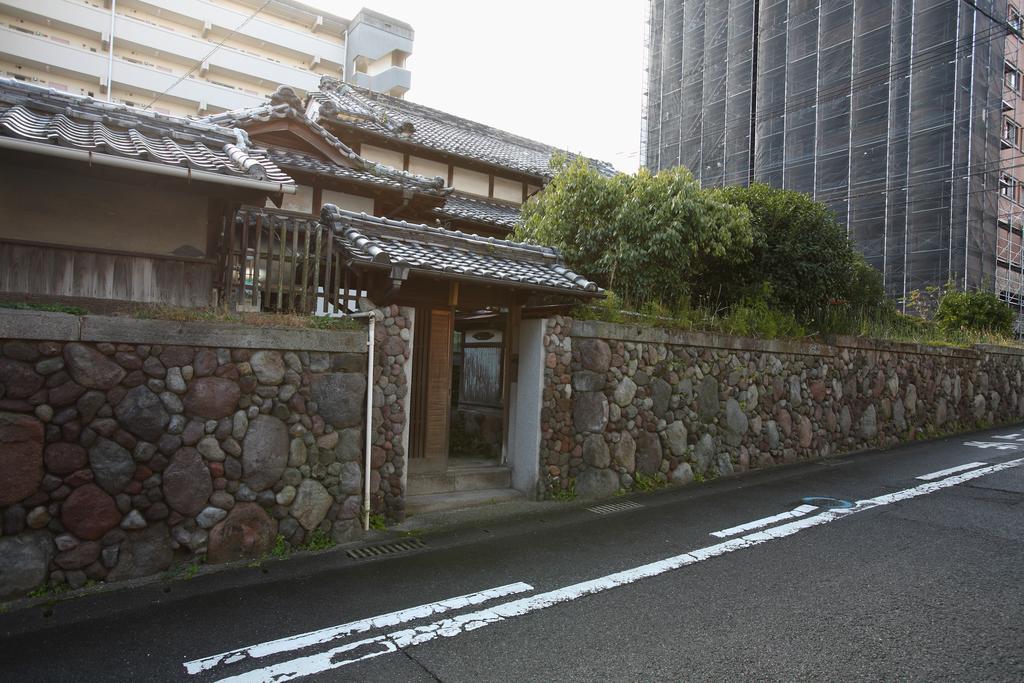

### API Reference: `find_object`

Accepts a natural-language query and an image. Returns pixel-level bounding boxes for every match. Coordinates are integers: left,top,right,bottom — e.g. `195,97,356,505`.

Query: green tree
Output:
516,158,752,308
711,184,885,318
935,285,1015,337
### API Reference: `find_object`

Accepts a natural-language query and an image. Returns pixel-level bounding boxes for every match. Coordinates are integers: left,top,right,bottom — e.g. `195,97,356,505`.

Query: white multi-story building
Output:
0,0,412,116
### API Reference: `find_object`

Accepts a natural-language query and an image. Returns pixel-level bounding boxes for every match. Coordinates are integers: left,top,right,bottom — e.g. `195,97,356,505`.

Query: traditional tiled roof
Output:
321,205,599,295
0,78,293,183
199,87,447,195
310,77,616,179
433,194,521,230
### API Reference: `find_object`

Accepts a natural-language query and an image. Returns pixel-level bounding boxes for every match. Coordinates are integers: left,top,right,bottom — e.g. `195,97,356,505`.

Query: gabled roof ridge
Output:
198,99,360,158
313,77,617,178
199,86,448,193
326,80,591,159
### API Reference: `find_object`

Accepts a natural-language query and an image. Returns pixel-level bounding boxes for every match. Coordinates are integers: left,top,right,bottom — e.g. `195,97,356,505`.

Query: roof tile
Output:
433,194,521,230
0,78,293,183
312,77,616,179
322,205,598,295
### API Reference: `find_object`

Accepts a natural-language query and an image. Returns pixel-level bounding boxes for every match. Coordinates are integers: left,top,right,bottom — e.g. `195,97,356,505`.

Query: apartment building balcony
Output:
351,66,411,97
0,25,264,110
120,0,345,69
2,0,327,92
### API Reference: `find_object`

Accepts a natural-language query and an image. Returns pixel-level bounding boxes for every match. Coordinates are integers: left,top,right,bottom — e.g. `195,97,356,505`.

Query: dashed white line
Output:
915,462,987,481
210,457,1024,682
710,504,818,538
184,582,533,675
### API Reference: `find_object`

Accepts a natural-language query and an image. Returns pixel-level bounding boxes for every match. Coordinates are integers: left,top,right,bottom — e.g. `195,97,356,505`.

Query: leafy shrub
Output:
711,184,886,318
935,286,1015,336
516,157,752,308
719,286,806,338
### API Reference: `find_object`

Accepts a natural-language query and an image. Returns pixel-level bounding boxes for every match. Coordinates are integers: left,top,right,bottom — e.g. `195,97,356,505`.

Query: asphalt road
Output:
2,426,1023,681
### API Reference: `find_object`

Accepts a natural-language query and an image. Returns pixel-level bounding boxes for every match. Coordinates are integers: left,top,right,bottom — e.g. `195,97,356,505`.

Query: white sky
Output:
308,1,645,172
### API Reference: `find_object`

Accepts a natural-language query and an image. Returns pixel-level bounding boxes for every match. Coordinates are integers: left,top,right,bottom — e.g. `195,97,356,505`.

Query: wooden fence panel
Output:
224,206,342,314
0,240,214,307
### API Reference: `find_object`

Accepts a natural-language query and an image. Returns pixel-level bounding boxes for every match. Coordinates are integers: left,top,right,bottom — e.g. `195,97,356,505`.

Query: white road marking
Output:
184,582,533,675
964,441,1021,450
915,462,987,481
709,504,818,538
216,457,1024,683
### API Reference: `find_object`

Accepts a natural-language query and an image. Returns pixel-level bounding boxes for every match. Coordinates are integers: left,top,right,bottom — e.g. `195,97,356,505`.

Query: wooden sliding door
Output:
409,307,454,474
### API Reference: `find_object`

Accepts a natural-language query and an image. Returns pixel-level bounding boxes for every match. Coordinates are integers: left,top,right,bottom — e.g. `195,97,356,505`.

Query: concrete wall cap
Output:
0,309,364,353
569,319,1024,360
0,308,81,341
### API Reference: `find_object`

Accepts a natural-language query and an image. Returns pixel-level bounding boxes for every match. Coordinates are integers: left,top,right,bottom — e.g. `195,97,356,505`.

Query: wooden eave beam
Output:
245,120,355,168
277,168,444,211
346,262,600,304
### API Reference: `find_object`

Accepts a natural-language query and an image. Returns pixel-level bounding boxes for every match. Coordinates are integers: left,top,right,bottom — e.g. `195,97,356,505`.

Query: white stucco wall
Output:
508,318,545,496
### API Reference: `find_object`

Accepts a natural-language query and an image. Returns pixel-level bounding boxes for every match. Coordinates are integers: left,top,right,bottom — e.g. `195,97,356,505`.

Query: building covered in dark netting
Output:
642,0,1018,322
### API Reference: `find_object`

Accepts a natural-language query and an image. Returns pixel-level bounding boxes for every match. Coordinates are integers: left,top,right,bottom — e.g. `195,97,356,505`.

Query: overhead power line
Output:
142,0,273,111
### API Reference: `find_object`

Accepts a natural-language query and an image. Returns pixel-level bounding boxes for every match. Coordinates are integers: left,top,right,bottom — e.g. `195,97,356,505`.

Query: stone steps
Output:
407,464,511,495
405,462,519,516
404,487,524,516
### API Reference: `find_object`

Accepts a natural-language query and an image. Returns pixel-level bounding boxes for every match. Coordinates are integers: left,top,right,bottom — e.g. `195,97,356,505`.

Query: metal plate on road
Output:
800,496,854,509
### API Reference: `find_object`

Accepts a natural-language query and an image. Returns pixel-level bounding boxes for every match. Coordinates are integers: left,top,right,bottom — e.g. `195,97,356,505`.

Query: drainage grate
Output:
587,500,643,515
346,538,426,560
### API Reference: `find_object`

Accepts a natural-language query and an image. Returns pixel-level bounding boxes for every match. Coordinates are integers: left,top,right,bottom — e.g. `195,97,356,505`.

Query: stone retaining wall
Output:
539,316,1024,498
0,310,386,599
368,305,412,522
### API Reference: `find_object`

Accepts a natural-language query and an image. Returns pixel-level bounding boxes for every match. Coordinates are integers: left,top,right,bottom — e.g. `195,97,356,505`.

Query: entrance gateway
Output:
322,206,600,509
409,305,508,473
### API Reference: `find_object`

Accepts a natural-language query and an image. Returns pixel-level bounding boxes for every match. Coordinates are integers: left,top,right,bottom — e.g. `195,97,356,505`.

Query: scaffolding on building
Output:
997,10,1024,333
639,0,652,170
642,0,1008,312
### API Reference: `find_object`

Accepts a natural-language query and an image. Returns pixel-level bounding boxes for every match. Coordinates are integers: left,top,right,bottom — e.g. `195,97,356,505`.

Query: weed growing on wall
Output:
632,473,667,492
550,478,576,501
271,535,291,560
131,304,362,330
0,301,88,315
302,529,335,551
368,514,388,531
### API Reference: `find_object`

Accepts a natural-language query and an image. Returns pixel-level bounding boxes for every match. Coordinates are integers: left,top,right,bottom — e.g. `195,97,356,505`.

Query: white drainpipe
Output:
106,0,116,102
347,309,378,531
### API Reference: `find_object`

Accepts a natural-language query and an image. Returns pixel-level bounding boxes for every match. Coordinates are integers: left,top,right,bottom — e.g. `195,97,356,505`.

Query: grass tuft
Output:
0,301,88,315
131,305,363,330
